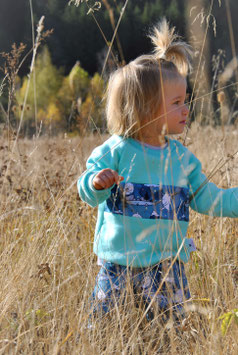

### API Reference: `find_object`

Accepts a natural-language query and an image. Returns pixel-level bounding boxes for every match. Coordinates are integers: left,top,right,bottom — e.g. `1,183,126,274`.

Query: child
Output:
78,19,238,324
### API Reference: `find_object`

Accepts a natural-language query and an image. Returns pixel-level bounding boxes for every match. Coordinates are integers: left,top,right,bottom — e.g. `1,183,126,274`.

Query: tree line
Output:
0,0,237,134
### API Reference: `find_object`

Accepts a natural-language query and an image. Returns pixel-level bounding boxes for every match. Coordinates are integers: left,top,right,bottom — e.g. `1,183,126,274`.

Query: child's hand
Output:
93,169,124,190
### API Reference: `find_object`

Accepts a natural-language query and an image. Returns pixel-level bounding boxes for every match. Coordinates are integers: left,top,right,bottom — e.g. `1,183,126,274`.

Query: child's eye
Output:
173,100,180,105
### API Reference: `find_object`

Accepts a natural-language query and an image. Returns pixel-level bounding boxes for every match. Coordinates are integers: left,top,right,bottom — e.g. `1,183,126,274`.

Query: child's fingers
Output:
92,178,104,190
116,175,124,185
93,174,109,190
93,169,124,190
110,170,123,185
103,170,121,188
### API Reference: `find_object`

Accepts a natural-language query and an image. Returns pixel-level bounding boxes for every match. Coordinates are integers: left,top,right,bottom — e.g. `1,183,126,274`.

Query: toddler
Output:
78,19,238,324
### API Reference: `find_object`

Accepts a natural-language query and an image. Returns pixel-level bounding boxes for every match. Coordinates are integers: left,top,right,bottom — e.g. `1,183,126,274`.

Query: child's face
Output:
156,77,188,135
140,77,189,144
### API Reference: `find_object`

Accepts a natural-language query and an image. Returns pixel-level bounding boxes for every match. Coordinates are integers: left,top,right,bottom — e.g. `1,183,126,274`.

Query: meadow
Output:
0,1,238,353
0,123,237,354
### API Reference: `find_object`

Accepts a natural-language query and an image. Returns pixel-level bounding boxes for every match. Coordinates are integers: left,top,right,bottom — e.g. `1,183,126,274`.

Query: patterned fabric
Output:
90,259,191,322
105,182,190,221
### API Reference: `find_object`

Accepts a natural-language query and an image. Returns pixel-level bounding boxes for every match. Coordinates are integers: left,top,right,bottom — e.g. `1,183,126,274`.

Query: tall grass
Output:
0,127,237,354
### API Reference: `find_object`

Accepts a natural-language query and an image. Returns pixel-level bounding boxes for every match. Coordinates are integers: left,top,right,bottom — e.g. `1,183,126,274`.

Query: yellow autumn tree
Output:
57,61,90,132
80,72,105,132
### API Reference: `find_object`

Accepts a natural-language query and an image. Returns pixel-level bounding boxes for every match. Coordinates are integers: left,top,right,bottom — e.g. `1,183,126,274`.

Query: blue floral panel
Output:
105,182,189,221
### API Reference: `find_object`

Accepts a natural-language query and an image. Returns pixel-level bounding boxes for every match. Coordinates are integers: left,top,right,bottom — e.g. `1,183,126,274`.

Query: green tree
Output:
16,46,63,134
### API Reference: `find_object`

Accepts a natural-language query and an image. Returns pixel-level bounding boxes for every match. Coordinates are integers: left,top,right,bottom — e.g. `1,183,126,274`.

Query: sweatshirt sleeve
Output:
187,153,238,217
77,138,119,207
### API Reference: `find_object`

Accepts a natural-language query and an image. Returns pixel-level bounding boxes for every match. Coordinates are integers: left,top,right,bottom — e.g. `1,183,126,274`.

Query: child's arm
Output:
188,154,238,217
77,137,123,207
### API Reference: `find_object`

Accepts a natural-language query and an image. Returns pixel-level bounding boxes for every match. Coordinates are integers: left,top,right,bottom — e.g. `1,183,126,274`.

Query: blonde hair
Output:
106,18,192,138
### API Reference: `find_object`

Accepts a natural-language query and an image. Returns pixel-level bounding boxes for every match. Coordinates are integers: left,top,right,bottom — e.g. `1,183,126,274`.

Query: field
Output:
0,124,237,354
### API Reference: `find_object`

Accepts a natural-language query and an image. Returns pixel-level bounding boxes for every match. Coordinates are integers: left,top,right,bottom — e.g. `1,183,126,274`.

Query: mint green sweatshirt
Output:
77,135,238,267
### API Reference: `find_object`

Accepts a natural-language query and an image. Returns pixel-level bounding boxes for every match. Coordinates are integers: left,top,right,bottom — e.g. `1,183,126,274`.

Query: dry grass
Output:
0,125,237,354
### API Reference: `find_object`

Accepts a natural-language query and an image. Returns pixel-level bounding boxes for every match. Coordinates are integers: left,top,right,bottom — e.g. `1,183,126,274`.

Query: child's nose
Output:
182,104,189,116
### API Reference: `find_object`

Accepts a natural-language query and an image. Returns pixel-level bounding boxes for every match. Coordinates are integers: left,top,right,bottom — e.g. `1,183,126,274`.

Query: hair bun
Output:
149,18,193,76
